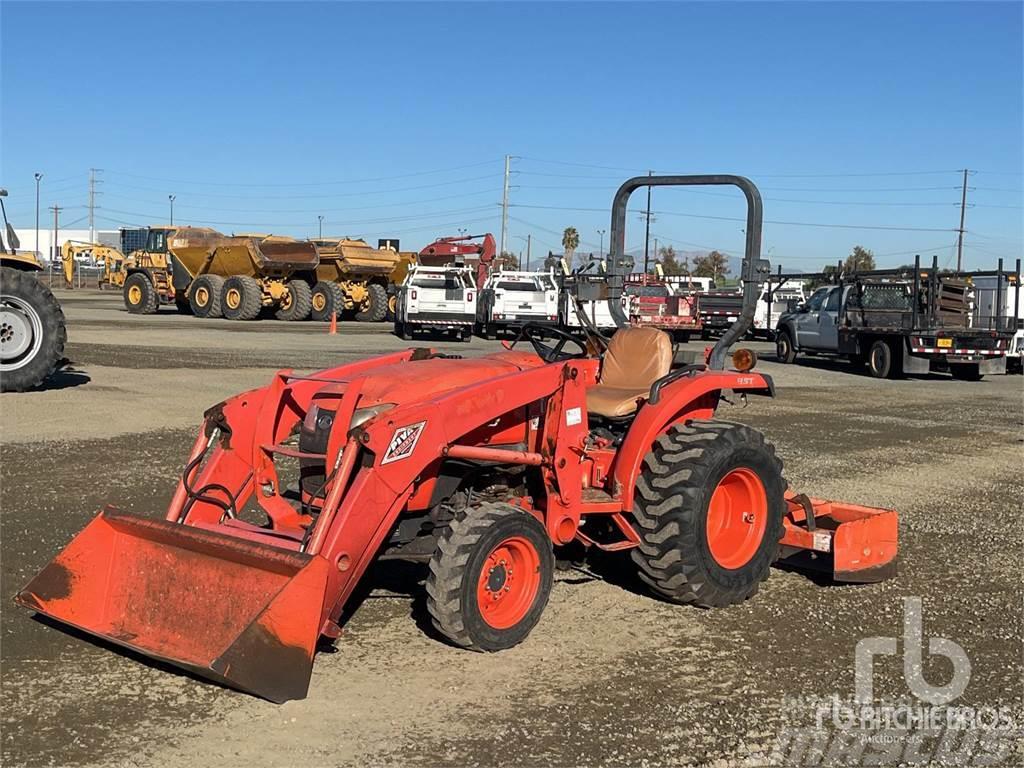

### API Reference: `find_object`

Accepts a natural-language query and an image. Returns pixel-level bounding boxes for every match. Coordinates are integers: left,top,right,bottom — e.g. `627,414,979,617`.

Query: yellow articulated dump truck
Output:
175,231,318,321
309,238,406,322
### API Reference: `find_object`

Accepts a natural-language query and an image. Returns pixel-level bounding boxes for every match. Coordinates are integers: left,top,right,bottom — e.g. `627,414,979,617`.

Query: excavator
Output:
60,241,127,290
418,233,497,287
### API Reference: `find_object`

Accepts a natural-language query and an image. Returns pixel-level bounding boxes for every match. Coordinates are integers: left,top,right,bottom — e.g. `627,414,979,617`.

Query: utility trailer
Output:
775,256,1020,380
697,289,743,338
394,264,476,341
624,272,702,341
477,269,560,339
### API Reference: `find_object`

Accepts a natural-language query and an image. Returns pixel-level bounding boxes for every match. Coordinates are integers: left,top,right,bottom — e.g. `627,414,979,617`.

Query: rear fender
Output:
613,371,774,509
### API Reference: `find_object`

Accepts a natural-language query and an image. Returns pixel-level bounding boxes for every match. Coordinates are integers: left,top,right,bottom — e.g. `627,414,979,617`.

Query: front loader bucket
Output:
14,508,330,703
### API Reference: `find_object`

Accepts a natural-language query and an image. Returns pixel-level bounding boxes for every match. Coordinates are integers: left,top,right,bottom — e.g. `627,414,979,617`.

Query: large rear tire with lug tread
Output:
189,274,225,318
355,282,388,322
1,266,66,392
631,420,786,608
776,330,797,363
427,502,554,651
311,281,344,322
123,272,158,314
221,275,262,321
275,279,312,321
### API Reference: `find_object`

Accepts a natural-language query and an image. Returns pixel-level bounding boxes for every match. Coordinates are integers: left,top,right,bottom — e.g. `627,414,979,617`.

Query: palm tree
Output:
562,226,580,267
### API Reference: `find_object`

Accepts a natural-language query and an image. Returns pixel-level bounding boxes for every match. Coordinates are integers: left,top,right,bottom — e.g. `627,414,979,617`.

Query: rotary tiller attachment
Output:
14,508,331,703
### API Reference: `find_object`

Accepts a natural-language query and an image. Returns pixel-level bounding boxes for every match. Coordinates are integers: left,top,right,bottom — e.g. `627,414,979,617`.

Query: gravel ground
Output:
2,290,1022,768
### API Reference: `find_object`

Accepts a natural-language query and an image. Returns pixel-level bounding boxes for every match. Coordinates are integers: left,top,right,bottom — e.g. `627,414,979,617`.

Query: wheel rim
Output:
280,289,293,310
312,292,327,312
225,288,241,310
706,468,768,569
476,536,541,629
0,295,43,372
127,285,142,305
777,338,788,357
388,295,397,313
871,345,885,373
195,286,209,307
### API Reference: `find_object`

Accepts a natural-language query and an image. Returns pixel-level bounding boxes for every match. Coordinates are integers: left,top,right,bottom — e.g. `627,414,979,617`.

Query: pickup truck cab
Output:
477,270,559,339
775,281,1010,380
394,264,476,342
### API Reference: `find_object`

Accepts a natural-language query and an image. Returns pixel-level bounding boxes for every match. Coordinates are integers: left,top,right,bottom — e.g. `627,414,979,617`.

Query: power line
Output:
509,203,958,233
102,159,500,188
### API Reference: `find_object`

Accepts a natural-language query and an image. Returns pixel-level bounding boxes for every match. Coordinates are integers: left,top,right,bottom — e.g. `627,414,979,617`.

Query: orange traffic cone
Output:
328,312,338,335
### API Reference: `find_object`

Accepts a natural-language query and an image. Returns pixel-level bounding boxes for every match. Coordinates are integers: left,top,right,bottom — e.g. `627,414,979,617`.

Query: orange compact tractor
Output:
16,175,897,702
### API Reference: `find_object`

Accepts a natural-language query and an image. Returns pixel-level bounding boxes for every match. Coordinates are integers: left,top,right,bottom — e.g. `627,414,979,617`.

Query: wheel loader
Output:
15,175,898,702
0,188,66,392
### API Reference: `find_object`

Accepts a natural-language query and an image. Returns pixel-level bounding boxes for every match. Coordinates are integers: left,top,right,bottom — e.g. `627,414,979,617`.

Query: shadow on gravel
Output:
31,364,91,392
774,354,956,382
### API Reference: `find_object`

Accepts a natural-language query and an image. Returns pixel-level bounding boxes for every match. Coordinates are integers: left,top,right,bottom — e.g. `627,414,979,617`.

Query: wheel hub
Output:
476,537,541,629
705,468,768,570
312,293,326,311
0,296,43,371
226,288,241,310
128,285,142,304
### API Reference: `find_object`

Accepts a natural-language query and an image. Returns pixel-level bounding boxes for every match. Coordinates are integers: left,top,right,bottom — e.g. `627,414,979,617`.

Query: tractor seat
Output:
586,327,673,418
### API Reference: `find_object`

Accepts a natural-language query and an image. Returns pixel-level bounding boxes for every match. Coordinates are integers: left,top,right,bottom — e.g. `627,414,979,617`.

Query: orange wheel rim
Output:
225,288,241,309
476,536,541,629
706,468,768,569
312,293,326,311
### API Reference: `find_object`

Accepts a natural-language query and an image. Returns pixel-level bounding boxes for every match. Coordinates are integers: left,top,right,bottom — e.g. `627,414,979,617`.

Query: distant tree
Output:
499,251,520,270
562,226,580,268
658,245,684,275
693,250,731,283
807,263,840,289
845,245,875,273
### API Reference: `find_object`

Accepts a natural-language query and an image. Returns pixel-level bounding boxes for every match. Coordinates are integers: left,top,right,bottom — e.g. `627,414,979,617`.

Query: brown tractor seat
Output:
586,327,673,418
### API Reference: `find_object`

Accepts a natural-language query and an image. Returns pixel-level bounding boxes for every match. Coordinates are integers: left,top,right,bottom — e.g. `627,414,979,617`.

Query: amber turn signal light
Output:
732,347,757,372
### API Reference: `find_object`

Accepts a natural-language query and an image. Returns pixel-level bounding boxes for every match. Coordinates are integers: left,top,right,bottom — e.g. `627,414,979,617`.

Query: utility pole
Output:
654,237,659,266
88,168,102,243
956,168,969,271
642,170,653,272
50,205,62,267
500,154,511,258
525,233,531,270
168,194,176,225
318,215,324,239
597,229,605,260
34,172,42,259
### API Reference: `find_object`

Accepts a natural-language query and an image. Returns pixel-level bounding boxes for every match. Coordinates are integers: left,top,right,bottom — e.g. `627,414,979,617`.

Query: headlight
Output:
350,403,394,429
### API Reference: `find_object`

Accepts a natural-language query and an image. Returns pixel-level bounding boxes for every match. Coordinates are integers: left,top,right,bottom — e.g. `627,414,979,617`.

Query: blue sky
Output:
2,1,1021,271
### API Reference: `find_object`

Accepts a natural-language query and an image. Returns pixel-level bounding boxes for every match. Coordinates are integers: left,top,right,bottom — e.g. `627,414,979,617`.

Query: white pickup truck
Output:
477,270,560,339
972,274,1023,373
394,264,476,342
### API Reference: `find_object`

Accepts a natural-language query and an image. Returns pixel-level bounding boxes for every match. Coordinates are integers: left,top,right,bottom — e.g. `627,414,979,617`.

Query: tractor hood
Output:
353,350,544,406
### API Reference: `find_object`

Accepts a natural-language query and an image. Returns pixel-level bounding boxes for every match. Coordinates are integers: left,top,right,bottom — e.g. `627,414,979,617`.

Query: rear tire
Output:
311,281,344,322
0,267,66,392
776,330,796,363
355,283,388,322
123,273,158,314
189,275,225,318
427,502,554,651
275,279,312,321
868,339,901,379
221,275,262,321
950,364,983,381
631,421,785,608
395,321,412,340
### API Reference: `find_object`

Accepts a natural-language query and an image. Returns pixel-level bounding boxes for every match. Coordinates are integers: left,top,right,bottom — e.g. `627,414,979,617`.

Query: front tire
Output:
631,421,786,608
355,283,388,322
275,279,312,321
123,273,158,314
776,330,796,363
0,267,66,392
311,281,344,322
427,502,554,651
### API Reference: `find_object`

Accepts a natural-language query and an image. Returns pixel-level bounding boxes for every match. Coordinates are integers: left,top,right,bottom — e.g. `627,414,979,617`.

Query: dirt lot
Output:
2,289,1022,768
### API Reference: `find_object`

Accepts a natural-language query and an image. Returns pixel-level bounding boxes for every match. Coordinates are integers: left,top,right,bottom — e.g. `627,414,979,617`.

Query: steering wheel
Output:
515,324,590,363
